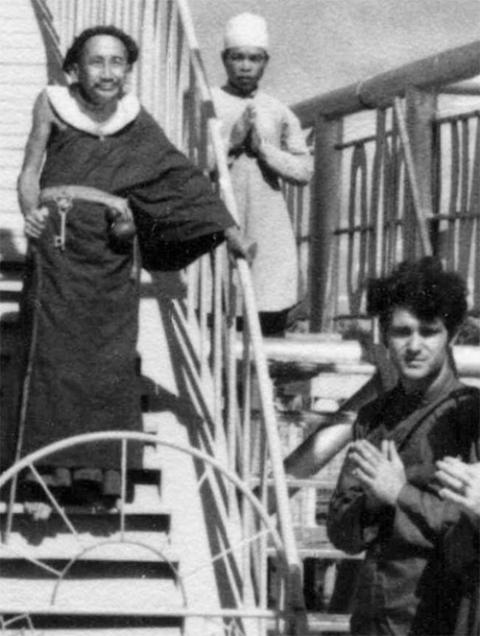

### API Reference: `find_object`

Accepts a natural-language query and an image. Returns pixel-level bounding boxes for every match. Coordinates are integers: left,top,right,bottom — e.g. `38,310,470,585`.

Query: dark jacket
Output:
328,370,480,636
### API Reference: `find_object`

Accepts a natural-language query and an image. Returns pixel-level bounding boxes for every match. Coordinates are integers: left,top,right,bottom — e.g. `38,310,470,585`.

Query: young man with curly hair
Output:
327,258,479,636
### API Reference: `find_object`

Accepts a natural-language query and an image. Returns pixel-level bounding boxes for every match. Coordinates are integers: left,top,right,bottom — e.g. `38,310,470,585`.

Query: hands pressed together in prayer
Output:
349,439,407,507
231,103,264,156
436,457,480,520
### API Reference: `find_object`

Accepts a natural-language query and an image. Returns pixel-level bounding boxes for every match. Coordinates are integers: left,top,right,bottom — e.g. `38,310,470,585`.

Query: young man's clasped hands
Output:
349,439,407,507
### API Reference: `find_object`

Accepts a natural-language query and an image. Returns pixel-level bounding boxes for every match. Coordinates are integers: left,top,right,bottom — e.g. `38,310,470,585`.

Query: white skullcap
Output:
223,13,269,51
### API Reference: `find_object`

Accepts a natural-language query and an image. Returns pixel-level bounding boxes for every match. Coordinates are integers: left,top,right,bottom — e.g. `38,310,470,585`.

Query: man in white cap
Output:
212,13,313,335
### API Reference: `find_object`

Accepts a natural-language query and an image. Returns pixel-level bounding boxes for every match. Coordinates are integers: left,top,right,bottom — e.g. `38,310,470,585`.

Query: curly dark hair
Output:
367,257,468,337
63,25,139,73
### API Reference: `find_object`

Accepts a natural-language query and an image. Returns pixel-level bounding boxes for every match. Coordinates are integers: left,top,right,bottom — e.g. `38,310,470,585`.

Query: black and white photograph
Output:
0,1,479,634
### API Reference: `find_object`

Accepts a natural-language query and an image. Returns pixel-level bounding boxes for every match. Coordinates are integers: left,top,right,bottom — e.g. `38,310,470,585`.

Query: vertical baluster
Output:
186,260,198,328
447,121,460,269
347,144,367,315
150,0,164,123
346,147,357,316
381,118,392,270
390,107,404,263
212,248,223,439
371,109,386,279
358,144,369,312
226,260,238,506
431,110,443,258
458,117,472,279
241,317,251,481
470,116,480,308
199,255,209,383
120,438,127,540
164,0,178,138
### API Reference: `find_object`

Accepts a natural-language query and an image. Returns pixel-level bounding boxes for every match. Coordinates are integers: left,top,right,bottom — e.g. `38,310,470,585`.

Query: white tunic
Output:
212,87,312,312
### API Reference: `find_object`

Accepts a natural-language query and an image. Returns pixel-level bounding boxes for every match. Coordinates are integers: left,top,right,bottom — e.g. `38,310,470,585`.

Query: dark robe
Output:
328,370,480,636
4,107,233,481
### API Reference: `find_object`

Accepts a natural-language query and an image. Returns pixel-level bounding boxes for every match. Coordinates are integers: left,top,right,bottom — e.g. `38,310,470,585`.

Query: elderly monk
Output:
12,25,246,513
211,13,313,335
327,258,479,636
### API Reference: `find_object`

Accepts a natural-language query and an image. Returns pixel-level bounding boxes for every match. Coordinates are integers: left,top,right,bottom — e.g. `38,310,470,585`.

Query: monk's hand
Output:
224,226,257,265
436,457,480,520
24,206,49,239
105,196,133,224
349,439,406,506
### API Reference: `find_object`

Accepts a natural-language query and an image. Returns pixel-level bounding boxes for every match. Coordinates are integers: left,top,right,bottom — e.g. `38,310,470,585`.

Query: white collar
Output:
46,85,140,137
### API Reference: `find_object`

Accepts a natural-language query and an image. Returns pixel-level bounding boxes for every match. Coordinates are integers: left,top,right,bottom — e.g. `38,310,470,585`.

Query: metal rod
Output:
120,438,127,540
28,464,79,538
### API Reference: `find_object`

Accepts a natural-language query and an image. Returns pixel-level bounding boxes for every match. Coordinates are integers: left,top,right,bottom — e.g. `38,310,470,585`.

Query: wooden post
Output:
402,87,437,259
309,115,343,332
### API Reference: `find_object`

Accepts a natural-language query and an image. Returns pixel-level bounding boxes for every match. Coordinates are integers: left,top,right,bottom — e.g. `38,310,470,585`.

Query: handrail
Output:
175,0,305,618
292,39,480,124
286,38,480,330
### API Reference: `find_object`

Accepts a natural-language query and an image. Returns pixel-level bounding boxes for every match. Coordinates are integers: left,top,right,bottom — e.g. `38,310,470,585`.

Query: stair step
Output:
0,302,19,322
267,612,351,634
0,564,184,615
0,486,166,518
0,535,176,563
0,493,175,563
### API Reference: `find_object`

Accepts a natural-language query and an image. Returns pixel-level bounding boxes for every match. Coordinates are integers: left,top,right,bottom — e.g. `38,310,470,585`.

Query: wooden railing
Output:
289,41,480,331
39,0,304,633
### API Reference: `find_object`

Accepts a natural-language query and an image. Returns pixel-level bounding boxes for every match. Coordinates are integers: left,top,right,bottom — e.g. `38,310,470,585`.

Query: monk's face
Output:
74,35,131,105
385,307,450,392
222,47,268,95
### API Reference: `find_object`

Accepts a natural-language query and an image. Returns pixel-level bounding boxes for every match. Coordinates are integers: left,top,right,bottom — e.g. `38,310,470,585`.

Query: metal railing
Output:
289,41,480,331
22,1,305,633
